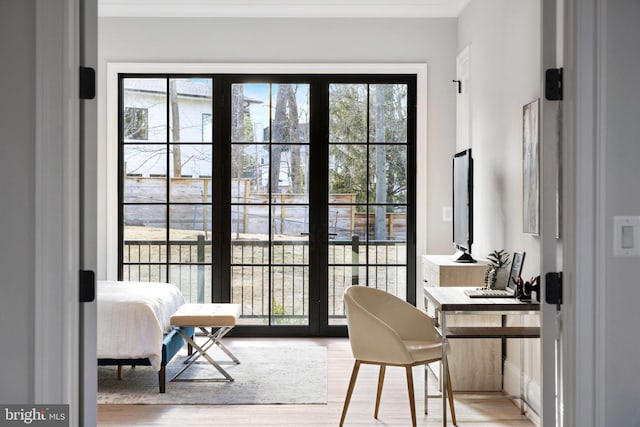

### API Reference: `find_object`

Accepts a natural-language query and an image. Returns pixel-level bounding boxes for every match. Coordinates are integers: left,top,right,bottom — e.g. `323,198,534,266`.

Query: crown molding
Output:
99,0,470,18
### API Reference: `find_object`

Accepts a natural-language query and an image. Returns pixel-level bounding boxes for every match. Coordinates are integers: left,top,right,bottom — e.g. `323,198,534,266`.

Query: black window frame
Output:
118,72,416,337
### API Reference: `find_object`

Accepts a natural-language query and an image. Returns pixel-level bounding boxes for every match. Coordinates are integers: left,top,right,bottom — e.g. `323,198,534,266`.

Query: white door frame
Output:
34,0,93,425
561,0,607,426
455,45,470,151
34,0,80,407
540,0,561,425
79,0,99,424
102,62,428,283
541,0,608,425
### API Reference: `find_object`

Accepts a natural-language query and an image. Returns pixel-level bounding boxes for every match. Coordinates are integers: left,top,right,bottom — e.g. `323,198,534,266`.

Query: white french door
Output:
540,0,563,425
116,73,417,336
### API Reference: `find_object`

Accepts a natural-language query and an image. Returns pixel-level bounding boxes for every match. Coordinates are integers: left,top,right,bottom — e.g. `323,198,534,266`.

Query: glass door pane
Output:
120,77,214,303
230,82,311,327
328,82,409,326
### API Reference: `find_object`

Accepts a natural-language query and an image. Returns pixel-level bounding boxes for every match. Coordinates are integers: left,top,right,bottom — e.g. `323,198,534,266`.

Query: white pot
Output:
496,268,511,289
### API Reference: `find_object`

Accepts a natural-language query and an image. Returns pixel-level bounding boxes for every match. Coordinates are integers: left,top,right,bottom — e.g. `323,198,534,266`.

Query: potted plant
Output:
484,249,511,289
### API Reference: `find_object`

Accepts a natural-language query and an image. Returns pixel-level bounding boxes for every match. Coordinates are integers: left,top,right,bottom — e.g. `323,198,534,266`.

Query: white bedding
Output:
97,280,185,370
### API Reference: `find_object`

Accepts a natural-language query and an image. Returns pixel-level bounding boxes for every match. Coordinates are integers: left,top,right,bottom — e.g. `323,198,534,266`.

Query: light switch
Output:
443,206,452,222
621,225,634,249
614,216,640,257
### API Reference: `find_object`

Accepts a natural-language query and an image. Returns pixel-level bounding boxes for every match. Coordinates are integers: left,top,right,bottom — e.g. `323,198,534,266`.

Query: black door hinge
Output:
79,66,96,100
80,270,96,303
545,272,562,305
545,68,563,101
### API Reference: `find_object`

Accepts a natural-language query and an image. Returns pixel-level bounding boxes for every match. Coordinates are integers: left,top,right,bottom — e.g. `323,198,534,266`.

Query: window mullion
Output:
165,77,171,283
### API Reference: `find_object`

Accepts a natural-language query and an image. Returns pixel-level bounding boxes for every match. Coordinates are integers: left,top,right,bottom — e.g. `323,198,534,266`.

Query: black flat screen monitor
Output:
507,251,526,290
451,149,475,263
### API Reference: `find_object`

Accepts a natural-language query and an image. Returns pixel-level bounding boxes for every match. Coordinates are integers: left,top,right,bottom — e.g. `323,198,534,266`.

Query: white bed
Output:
97,280,186,371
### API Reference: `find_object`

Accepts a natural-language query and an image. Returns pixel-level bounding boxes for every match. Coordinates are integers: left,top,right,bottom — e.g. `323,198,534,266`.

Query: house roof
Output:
124,78,264,105
124,78,212,98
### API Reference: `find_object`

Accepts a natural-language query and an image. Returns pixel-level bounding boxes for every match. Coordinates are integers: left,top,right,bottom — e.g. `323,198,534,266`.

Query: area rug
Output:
97,341,327,405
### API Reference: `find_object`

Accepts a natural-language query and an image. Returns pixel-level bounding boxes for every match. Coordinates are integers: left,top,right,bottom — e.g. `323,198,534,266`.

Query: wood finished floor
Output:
97,338,535,426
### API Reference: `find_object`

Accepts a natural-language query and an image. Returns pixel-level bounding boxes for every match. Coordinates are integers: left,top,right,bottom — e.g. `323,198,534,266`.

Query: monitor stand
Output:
451,250,477,263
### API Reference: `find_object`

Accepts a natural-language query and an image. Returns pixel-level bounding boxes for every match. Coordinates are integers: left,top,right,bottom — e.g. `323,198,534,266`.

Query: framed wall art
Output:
522,99,540,235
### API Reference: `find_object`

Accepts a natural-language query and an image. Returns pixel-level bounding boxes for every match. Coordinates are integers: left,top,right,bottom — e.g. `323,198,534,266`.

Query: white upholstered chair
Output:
340,285,456,427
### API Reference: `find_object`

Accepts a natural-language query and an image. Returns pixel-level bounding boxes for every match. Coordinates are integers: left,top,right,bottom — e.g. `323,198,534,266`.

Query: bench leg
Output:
182,326,239,366
171,328,235,382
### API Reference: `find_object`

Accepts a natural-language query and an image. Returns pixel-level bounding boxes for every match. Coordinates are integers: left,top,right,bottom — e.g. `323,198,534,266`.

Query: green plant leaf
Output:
487,249,511,269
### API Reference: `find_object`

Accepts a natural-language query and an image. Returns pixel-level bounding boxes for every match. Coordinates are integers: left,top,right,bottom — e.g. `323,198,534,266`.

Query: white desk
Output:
423,287,540,426
422,255,502,392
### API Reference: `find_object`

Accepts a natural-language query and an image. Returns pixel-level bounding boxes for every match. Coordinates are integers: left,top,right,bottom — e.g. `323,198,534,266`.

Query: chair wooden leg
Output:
340,360,361,427
445,362,457,426
405,365,417,427
424,364,429,414
374,365,386,418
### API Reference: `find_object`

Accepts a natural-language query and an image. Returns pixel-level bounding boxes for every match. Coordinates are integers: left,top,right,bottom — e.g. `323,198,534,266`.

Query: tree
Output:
170,80,182,177
374,85,389,240
329,84,368,204
328,83,408,239
231,84,247,182
285,87,305,194
272,84,305,194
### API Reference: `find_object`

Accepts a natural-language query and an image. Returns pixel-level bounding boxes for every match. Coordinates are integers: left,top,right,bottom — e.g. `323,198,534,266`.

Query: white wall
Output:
0,0,36,403
97,17,459,284
458,0,542,414
98,11,546,408
603,0,640,424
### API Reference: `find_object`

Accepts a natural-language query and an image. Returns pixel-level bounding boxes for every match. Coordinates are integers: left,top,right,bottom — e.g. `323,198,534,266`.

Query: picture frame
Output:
522,99,540,235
